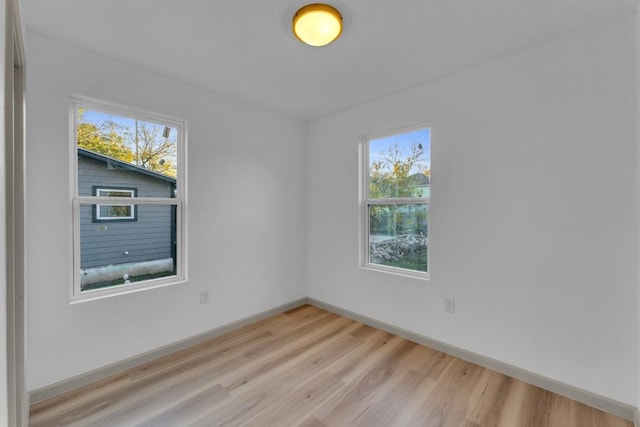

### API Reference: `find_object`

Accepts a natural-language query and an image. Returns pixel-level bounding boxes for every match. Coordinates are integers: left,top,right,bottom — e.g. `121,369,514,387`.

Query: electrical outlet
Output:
444,297,455,314
200,290,210,304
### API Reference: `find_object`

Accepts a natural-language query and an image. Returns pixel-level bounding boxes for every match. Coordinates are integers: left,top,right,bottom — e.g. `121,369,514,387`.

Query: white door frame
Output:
5,0,27,425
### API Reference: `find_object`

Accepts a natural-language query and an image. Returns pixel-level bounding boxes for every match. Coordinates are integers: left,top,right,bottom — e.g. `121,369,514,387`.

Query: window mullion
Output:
367,197,428,205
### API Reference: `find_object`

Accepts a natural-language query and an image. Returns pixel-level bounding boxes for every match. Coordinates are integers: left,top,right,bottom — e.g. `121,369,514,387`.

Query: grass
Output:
378,253,427,272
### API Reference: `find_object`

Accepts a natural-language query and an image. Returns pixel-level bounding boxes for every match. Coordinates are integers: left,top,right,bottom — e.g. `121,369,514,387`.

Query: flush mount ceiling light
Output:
292,3,343,47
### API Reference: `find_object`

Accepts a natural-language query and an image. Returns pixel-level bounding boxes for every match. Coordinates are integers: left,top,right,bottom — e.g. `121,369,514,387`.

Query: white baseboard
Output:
29,298,306,404
28,295,638,423
306,297,636,422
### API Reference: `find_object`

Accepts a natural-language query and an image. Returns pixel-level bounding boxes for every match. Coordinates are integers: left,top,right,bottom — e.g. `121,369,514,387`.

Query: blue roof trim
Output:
78,148,176,185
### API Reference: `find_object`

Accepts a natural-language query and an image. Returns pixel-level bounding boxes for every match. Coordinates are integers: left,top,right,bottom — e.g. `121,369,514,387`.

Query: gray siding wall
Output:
78,155,174,269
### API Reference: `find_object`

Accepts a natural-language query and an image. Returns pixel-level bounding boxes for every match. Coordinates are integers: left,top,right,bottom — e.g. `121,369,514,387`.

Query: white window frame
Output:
360,124,430,280
95,188,136,221
70,95,188,302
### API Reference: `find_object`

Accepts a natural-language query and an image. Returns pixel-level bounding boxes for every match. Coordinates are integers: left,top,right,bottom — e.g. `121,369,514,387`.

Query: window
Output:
71,96,187,301
93,187,137,221
362,126,430,278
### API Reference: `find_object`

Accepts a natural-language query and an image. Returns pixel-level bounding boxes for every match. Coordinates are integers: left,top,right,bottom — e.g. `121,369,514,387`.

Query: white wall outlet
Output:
200,290,210,304
444,297,455,314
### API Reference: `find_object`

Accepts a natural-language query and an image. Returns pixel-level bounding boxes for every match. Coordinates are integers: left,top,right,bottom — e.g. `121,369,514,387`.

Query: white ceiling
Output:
23,0,637,119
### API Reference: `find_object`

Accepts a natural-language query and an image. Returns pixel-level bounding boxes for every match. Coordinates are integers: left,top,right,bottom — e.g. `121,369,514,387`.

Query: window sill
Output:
361,263,429,281
70,276,187,304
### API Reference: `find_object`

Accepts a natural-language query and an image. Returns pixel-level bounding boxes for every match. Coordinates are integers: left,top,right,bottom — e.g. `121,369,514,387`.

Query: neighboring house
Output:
78,148,177,287
409,173,430,198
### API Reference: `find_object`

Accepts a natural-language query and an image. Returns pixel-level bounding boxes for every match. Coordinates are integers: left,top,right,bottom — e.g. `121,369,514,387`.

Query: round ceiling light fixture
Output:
292,3,343,47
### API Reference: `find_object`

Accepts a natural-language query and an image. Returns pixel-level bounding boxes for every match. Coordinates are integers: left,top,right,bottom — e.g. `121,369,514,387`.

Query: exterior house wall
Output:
413,185,430,198
78,154,174,270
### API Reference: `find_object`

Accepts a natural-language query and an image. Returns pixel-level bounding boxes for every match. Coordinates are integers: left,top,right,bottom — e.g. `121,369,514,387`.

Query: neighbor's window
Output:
93,187,137,221
71,96,187,301
363,126,430,278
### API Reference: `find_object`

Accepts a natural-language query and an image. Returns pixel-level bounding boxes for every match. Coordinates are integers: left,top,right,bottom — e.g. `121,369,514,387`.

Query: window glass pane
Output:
76,109,178,199
368,128,430,199
369,203,428,273
95,188,136,220
98,204,133,219
79,202,177,292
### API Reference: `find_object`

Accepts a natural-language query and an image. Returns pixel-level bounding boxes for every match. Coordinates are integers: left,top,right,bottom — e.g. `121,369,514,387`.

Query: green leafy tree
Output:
370,141,428,198
76,114,134,163
369,141,429,236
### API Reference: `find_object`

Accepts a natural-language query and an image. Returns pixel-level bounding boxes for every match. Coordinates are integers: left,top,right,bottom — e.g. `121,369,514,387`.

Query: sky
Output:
81,109,178,141
369,127,430,174
79,109,178,169
82,109,429,176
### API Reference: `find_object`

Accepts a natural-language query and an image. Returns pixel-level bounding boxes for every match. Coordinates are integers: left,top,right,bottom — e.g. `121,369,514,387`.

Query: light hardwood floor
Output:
29,304,633,427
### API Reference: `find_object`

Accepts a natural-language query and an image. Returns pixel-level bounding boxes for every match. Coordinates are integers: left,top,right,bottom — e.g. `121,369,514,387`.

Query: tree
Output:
76,110,176,178
369,141,428,199
76,121,134,163
132,122,177,177
369,141,429,236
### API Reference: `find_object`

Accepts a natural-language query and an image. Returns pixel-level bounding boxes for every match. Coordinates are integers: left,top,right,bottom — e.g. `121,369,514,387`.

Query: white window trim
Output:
95,188,136,220
360,125,430,280
70,95,188,303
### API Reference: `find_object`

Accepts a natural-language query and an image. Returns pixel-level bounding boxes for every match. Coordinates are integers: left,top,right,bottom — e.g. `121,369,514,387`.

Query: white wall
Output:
25,34,307,391
308,17,637,404
0,0,8,423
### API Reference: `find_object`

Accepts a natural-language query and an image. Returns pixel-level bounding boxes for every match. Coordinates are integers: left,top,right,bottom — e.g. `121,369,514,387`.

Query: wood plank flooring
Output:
29,305,634,427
